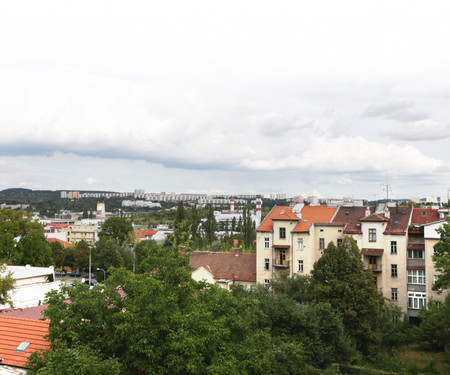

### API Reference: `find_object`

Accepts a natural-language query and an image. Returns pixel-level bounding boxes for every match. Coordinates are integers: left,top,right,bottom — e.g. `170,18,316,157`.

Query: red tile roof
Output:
45,238,71,247
360,213,390,222
135,229,158,239
0,305,48,320
407,243,425,250
257,206,296,232
45,223,69,230
331,207,373,234
293,206,338,232
0,316,50,368
188,251,256,282
411,208,441,225
361,248,384,256
384,206,412,235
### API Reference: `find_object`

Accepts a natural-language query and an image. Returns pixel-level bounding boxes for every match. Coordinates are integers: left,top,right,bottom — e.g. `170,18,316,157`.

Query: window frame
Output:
391,288,398,301
319,238,325,250
390,241,397,254
391,264,398,277
337,238,343,247
369,228,376,242
297,238,303,251
298,260,304,272
408,249,424,259
264,237,270,249
408,292,426,309
407,269,426,285
264,258,270,270
279,227,286,239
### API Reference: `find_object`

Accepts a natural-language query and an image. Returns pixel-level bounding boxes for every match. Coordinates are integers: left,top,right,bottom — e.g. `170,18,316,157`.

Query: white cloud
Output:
381,120,450,141
86,177,101,186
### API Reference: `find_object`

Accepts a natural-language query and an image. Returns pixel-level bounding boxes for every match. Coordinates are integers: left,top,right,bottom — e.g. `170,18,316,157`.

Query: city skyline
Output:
1,1,449,200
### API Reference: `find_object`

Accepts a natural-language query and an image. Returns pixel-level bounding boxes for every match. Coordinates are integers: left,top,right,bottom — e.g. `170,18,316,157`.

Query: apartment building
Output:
67,224,98,244
256,204,448,317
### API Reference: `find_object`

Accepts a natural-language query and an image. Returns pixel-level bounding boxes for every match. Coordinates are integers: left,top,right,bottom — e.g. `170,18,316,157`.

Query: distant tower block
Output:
256,195,262,227
230,199,235,211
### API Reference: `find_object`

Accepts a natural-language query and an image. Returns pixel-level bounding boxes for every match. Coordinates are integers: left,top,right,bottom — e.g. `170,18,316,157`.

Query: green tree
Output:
18,230,53,267
93,238,124,278
99,217,133,245
73,241,90,271
0,264,15,307
49,241,65,268
310,236,384,353
202,205,217,245
63,247,74,269
231,216,236,232
432,217,450,291
416,294,450,351
190,203,201,243
241,205,255,249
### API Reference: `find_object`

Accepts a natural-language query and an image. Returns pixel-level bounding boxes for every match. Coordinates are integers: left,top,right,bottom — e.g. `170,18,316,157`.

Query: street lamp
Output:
97,268,106,282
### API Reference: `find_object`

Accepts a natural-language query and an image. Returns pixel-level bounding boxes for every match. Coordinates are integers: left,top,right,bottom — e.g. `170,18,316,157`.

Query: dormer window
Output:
422,211,427,216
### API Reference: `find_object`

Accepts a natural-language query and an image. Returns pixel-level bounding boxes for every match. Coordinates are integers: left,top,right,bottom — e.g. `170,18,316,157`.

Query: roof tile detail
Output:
411,208,441,225
188,251,256,282
361,248,384,256
0,316,50,368
293,206,338,232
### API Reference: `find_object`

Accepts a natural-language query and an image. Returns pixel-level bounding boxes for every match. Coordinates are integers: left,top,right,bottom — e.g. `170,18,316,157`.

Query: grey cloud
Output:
382,121,450,141
361,101,429,122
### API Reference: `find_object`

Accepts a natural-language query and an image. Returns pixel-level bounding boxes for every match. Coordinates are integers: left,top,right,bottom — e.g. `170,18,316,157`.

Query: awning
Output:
272,245,290,249
361,248,384,256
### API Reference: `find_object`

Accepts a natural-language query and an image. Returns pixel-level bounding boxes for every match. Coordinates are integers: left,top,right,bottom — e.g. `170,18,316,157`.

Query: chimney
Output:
365,206,370,217
256,195,262,226
234,248,240,257
230,199,235,211
385,207,390,219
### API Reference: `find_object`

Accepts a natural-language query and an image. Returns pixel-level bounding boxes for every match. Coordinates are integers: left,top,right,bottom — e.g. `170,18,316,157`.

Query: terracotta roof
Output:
257,206,296,232
45,223,69,229
188,251,256,282
360,213,390,222
384,206,412,235
411,208,441,225
361,248,384,256
331,207,373,234
407,243,425,250
45,238,71,247
407,265,425,270
293,206,338,232
0,305,48,320
135,229,158,238
0,316,50,368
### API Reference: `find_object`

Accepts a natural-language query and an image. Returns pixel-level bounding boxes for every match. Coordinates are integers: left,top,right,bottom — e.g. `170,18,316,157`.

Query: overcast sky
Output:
1,1,449,200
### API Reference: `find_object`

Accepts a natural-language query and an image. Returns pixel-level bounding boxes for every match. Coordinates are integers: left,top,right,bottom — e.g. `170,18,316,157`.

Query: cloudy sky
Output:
1,1,449,200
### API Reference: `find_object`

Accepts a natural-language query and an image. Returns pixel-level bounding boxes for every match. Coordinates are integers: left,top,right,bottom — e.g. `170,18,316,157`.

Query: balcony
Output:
273,259,289,268
368,263,382,273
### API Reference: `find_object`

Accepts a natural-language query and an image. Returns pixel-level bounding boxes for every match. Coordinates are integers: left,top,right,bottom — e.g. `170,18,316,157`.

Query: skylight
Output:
15,342,30,353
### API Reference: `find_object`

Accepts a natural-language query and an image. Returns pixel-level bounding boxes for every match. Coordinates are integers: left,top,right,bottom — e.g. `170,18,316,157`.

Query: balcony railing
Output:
274,259,289,268
368,264,382,273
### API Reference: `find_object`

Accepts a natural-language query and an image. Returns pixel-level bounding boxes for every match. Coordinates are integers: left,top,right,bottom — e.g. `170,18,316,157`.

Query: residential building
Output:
189,249,256,290
67,224,98,244
256,204,448,318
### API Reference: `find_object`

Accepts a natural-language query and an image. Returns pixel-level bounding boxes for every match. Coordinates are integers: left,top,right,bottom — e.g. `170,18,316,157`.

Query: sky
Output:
0,1,449,201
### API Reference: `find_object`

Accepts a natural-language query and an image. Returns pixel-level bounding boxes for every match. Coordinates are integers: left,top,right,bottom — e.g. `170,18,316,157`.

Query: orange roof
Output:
293,206,339,232
135,229,158,238
411,208,441,225
0,316,50,368
257,206,297,232
45,238,71,247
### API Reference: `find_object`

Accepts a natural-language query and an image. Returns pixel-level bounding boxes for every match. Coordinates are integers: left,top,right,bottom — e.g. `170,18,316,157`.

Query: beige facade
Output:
257,205,449,318
67,224,97,244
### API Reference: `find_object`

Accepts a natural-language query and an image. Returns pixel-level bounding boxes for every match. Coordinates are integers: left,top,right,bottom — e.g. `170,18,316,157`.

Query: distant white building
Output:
0,265,63,310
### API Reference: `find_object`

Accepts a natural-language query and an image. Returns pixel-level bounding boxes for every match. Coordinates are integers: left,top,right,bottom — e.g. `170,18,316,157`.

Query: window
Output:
391,241,397,254
391,288,398,301
298,260,304,272
408,249,424,259
297,238,303,250
337,238,343,247
264,258,270,270
264,237,270,249
264,279,270,287
391,264,398,277
369,228,376,242
408,292,426,309
279,227,286,239
407,269,426,284
319,238,325,250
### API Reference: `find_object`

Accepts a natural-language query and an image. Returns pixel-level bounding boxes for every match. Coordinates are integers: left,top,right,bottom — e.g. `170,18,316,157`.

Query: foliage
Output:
49,241,65,268
0,263,15,307
202,205,217,245
99,217,133,245
310,237,384,354
93,238,124,277
432,217,450,291
241,205,256,249
416,294,450,351
18,230,53,267
73,240,90,270
63,246,74,268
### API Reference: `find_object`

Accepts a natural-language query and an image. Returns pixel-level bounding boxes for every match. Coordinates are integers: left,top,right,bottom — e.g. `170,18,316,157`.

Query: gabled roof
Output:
411,208,441,225
188,251,256,282
360,213,389,222
45,238,71,247
135,229,158,239
384,206,412,235
331,206,373,234
293,206,338,232
257,206,296,232
0,304,48,320
0,316,50,368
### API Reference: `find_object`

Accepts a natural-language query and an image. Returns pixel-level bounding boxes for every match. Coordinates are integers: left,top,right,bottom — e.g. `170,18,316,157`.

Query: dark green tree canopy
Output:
432,217,450,291
99,217,133,245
